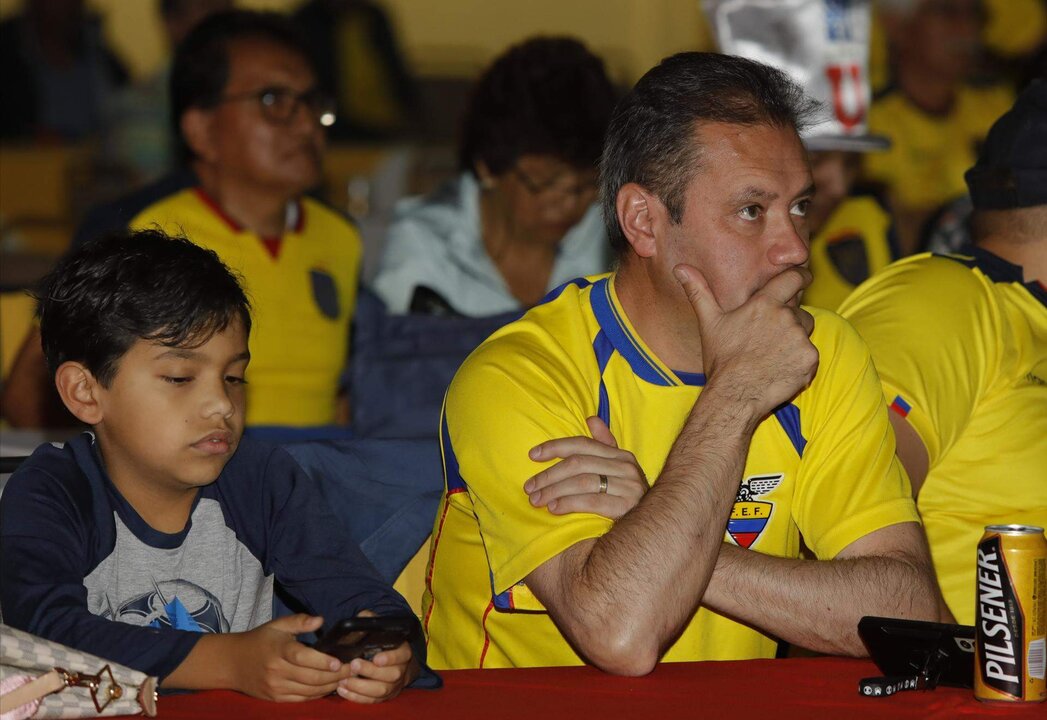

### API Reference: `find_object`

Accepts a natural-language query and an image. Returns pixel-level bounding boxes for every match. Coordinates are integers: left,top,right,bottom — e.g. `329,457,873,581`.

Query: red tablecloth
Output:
142,656,1043,719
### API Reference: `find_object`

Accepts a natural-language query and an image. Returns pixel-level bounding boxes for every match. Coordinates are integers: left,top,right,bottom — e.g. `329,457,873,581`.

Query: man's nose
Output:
770,214,810,267
288,98,323,134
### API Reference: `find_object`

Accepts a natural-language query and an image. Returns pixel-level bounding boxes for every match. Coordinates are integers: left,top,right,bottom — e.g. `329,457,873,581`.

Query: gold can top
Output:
984,524,1045,535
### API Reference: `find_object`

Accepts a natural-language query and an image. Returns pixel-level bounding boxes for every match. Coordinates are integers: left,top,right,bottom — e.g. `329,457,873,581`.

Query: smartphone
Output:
313,615,415,663
858,615,976,689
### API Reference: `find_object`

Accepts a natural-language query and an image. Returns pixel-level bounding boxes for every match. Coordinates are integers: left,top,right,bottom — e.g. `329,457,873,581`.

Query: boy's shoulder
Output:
3,433,94,493
206,437,310,511
0,433,108,535
215,436,298,485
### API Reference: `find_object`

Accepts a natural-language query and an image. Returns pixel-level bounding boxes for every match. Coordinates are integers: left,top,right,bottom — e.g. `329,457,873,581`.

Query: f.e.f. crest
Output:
727,474,783,549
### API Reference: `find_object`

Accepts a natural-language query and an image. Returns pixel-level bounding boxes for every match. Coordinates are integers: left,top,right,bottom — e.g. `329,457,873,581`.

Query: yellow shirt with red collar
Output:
130,188,361,427
839,248,1047,624
422,274,918,669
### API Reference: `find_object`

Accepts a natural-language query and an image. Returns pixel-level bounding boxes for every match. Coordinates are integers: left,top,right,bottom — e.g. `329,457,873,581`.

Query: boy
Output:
0,230,429,703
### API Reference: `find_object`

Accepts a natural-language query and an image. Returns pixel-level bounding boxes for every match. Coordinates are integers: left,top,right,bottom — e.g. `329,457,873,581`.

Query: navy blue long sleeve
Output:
0,433,427,681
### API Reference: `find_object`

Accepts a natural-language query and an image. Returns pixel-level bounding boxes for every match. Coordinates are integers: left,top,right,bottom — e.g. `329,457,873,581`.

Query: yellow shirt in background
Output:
863,85,1013,213
840,249,1047,624
131,189,361,428
806,195,895,312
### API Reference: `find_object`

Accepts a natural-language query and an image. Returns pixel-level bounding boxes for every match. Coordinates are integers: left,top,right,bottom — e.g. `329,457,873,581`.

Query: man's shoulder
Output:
957,83,1016,126
844,251,994,316
808,306,866,351
470,278,601,357
73,168,197,248
128,184,205,230
300,195,361,234
451,277,603,394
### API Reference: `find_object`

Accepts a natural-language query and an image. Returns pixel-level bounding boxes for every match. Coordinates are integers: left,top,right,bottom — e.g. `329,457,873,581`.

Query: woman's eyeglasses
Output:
513,166,599,204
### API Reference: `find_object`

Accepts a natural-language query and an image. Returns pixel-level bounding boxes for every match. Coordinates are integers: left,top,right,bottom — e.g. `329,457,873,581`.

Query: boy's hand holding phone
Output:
314,611,420,703
334,639,419,703
167,611,418,702
228,614,352,702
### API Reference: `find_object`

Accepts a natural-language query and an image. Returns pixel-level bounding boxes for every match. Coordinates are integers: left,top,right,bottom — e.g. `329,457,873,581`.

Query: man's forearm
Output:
530,384,759,673
702,535,941,656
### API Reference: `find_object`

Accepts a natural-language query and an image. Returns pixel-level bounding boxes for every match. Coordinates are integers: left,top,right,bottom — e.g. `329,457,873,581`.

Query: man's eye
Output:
260,89,292,108
791,200,811,217
738,205,761,221
163,376,192,384
226,376,247,385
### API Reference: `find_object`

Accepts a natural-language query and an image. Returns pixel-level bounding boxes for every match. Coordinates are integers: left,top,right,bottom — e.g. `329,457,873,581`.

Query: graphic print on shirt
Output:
102,579,229,633
727,474,783,549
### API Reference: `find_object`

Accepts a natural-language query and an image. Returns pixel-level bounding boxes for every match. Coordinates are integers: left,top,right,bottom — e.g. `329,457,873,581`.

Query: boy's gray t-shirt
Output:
0,432,420,679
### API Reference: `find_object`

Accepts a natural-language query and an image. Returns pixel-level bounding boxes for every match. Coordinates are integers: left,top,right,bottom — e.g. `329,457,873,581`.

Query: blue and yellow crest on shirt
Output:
727,474,783,549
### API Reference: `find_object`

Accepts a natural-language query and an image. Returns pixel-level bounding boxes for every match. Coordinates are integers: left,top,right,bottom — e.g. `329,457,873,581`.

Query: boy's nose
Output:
203,384,236,419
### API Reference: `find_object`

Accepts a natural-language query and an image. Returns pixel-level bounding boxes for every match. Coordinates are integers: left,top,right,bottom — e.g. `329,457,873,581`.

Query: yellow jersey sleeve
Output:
791,309,920,559
444,324,612,604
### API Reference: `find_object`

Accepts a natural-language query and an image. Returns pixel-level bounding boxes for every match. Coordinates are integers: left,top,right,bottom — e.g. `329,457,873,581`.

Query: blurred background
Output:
1,0,1044,399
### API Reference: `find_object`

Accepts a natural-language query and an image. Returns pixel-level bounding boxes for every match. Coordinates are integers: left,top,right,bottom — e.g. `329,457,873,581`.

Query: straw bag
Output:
0,625,157,719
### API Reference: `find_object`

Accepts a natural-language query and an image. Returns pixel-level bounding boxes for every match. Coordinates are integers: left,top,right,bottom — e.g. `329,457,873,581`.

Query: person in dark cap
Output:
839,79,1047,625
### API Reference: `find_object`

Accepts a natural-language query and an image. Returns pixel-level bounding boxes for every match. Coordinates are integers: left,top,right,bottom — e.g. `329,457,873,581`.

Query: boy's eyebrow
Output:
153,349,251,362
154,348,199,360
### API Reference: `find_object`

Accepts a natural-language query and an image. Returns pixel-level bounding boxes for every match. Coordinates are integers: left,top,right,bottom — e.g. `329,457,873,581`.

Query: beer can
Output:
975,524,1046,703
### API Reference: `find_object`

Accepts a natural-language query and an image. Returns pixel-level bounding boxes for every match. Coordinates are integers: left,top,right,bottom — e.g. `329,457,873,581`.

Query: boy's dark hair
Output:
458,36,618,176
37,229,252,387
170,9,313,160
600,52,820,256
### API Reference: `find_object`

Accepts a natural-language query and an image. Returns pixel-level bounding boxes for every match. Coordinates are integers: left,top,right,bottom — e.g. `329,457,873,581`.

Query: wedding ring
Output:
598,474,609,494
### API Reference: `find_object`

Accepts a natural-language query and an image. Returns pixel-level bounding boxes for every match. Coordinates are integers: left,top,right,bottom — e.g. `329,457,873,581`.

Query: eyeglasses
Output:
513,166,599,204
215,86,336,127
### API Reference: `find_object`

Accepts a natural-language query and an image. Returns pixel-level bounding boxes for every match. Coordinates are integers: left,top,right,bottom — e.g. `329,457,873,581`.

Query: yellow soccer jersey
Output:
840,249,1047,624
423,274,919,669
130,188,362,427
863,85,1013,212
806,195,895,311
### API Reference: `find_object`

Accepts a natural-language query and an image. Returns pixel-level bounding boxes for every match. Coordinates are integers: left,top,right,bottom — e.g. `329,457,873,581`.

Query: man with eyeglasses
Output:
125,10,358,440
1,10,361,438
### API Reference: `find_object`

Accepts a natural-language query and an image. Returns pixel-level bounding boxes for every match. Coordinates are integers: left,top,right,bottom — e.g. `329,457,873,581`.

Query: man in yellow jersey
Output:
840,81,1047,625
423,52,942,674
1,11,362,439
864,0,1013,255
132,11,360,438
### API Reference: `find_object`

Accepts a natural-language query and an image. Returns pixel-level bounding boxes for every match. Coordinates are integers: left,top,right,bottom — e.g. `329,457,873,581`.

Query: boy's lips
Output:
192,430,235,455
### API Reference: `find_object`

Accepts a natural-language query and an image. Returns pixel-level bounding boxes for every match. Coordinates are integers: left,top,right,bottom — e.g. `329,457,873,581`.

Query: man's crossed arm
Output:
520,266,942,675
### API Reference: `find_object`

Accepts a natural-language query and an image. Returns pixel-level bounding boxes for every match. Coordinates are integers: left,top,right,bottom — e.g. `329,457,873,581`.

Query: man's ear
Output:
54,362,105,425
180,108,217,163
616,183,664,259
